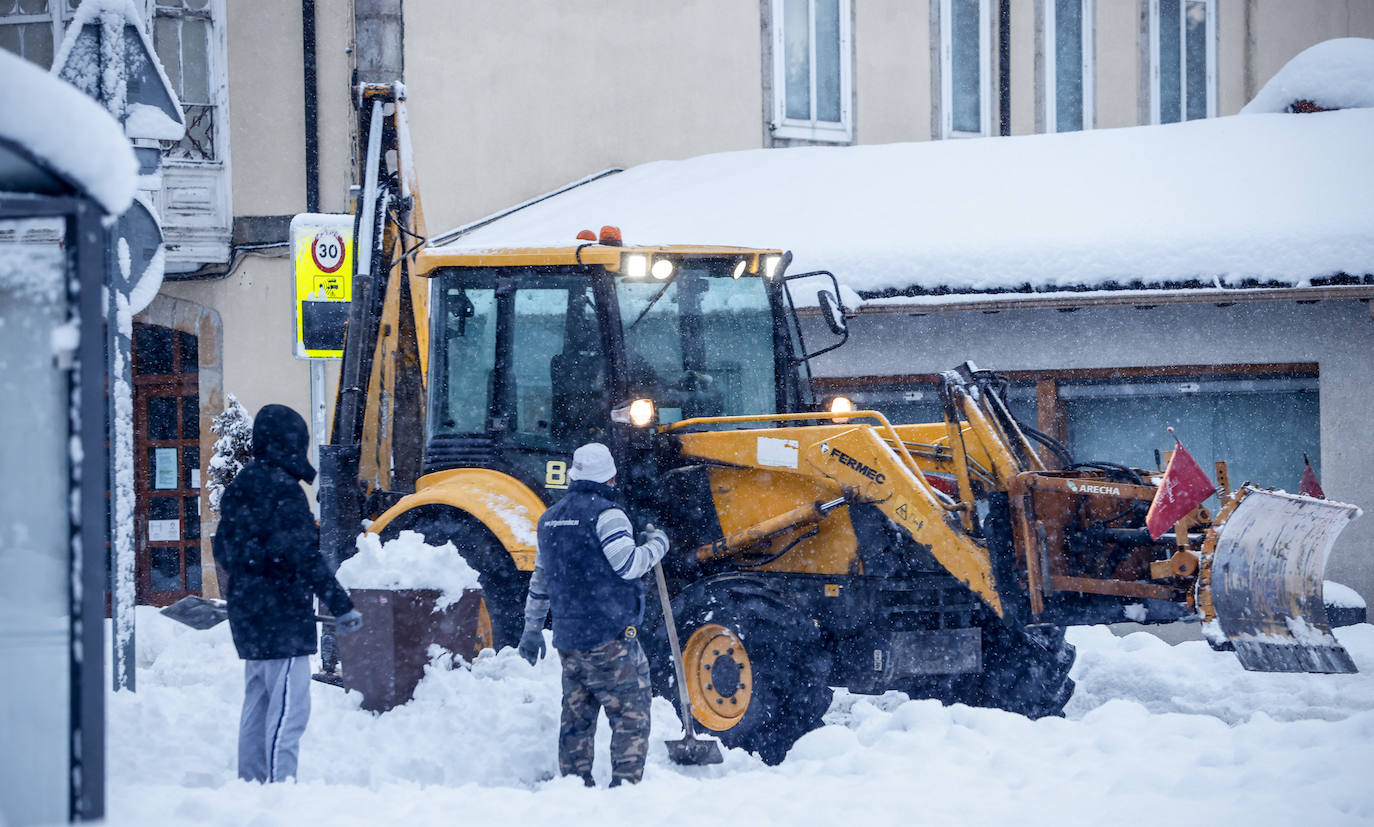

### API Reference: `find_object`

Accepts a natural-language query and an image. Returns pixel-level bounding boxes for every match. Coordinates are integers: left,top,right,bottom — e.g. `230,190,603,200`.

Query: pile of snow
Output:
336,530,481,608
0,50,136,215
1326,580,1367,609
1242,38,1374,115
103,609,1374,825
439,111,1374,301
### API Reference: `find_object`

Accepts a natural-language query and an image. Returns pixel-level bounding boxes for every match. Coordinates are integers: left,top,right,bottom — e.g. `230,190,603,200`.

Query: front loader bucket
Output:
1207,486,1362,674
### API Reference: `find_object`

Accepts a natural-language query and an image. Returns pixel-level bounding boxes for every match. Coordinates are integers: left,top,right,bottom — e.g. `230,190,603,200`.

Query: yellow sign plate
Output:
291,213,354,359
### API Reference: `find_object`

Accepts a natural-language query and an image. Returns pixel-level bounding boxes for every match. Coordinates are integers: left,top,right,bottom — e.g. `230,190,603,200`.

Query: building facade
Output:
5,0,1372,603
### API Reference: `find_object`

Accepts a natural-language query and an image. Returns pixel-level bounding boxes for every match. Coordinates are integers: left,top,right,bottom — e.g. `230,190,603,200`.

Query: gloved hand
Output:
640,523,669,564
336,609,364,634
518,627,546,665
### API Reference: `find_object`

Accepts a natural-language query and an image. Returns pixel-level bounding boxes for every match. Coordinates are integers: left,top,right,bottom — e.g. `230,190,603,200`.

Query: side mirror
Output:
818,289,847,336
782,268,850,363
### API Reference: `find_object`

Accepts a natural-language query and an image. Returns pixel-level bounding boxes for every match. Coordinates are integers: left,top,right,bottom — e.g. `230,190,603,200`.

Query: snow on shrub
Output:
206,394,251,514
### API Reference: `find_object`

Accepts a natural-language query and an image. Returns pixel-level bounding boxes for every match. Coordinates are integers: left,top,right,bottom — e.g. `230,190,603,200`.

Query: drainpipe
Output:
998,0,1011,136
303,0,319,213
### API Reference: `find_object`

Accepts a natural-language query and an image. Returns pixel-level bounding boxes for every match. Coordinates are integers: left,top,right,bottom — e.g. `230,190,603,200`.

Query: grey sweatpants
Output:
238,655,312,782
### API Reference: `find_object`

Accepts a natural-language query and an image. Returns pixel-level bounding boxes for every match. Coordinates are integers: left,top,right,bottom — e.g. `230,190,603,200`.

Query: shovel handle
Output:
654,562,698,736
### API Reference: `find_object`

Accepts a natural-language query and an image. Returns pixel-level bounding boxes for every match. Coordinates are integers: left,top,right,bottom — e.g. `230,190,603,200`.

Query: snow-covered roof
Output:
0,49,136,215
439,109,1374,303
1242,38,1374,115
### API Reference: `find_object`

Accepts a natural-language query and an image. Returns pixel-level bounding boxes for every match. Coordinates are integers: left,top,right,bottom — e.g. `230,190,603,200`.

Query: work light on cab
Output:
651,258,674,280
764,254,782,279
611,398,656,427
624,254,648,278
732,259,747,279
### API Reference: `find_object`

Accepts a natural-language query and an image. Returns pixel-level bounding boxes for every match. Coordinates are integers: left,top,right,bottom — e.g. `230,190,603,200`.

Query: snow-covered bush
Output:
1241,38,1374,114
207,394,251,514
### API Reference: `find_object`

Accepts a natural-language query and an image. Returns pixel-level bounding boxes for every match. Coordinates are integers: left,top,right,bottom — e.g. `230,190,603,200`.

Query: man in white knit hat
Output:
519,442,669,786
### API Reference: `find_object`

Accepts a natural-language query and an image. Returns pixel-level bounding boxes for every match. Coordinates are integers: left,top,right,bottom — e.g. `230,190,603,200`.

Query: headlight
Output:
625,254,648,278
764,255,782,279
612,398,656,427
732,259,747,279
651,258,674,280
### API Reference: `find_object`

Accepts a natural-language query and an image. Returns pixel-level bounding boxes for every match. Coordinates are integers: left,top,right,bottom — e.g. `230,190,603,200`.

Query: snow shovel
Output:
160,595,333,630
654,562,724,765
160,595,229,630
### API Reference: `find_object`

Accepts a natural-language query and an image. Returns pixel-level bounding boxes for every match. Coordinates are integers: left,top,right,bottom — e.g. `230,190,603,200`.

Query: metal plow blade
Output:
1208,486,1362,673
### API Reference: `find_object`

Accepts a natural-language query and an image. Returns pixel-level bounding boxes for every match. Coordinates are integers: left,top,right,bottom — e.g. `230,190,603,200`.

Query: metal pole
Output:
107,236,135,693
310,360,327,496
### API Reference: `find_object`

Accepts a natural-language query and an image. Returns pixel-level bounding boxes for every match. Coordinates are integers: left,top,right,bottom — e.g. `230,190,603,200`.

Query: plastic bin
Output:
338,587,485,712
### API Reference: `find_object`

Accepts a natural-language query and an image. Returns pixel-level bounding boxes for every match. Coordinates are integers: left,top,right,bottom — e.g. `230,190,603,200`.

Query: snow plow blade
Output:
1208,486,1362,674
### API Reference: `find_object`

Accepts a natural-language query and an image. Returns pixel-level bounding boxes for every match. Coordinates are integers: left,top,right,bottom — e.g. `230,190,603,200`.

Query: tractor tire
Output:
645,580,833,765
378,509,528,651
970,622,1076,719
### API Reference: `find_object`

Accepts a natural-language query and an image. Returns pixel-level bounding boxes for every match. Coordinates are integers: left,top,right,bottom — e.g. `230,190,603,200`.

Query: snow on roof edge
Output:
432,110,1374,302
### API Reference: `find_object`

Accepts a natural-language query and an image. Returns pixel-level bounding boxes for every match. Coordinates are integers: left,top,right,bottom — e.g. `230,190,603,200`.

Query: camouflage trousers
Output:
558,636,652,786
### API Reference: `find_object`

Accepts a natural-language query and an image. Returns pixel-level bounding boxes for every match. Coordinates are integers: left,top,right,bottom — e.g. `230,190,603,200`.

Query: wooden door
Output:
132,323,202,606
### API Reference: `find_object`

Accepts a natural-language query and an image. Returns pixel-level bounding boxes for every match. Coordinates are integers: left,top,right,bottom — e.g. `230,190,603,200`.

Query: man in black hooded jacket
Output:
212,403,361,783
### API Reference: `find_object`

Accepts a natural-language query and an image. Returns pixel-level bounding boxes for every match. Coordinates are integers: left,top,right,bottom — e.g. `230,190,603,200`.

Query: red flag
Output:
1299,454,1325,499
1146,441,1215,540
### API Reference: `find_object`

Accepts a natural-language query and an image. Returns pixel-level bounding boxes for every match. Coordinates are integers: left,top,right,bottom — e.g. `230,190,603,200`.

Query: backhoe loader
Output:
317,84,1361,764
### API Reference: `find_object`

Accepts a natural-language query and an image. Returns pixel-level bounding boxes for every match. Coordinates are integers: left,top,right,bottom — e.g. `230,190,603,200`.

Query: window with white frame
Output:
154,0,218,162
1044,0,1094,132
151,0,231,270
1150,0,1215,124
940,0,993,138
770,0,852,143
0,0,77,68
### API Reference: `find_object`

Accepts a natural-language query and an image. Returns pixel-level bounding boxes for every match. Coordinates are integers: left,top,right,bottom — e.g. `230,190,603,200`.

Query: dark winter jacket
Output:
212,404,353,661
539,479,644,650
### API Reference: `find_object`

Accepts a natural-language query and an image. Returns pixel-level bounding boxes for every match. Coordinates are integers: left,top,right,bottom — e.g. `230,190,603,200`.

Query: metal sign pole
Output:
310,360,328,508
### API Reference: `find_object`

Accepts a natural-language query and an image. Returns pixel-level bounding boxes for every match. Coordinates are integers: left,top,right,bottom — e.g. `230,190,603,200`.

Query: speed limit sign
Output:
311,230,346,274
290,213,354,359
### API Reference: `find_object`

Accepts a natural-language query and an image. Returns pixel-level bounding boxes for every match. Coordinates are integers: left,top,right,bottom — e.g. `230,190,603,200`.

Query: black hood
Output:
251,404,316,484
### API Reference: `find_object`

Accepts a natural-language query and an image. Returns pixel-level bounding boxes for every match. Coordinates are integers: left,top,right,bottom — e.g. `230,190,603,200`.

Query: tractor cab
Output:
415,235,838,504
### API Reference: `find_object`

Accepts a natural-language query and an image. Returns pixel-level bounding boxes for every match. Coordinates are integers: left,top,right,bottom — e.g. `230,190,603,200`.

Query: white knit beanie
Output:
569,442,616,483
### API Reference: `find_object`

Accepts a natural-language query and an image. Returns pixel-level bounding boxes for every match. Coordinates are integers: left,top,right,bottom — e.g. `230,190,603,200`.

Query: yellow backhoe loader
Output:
316,84,1360,764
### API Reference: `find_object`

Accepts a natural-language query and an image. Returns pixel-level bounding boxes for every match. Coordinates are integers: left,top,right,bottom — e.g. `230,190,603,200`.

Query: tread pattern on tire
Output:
646,578,833,765
971,623,1076,719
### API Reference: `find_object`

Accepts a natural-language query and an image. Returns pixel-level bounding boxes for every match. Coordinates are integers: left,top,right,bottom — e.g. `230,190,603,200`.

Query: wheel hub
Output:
681,623,752,731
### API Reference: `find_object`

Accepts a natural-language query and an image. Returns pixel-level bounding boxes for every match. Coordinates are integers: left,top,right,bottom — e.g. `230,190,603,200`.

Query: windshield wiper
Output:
626,276,676,332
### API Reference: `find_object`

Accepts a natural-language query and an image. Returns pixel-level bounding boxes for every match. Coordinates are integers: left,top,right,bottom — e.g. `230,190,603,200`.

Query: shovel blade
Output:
1209,487,1361,674
160,595,228,630
665,734,724,766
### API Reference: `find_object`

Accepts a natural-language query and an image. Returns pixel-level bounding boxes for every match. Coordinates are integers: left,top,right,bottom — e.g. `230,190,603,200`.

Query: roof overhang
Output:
847,283,1374,316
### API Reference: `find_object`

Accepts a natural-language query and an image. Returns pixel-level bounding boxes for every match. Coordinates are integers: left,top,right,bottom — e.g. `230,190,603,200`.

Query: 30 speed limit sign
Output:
311,230,346,274
290,213,354,359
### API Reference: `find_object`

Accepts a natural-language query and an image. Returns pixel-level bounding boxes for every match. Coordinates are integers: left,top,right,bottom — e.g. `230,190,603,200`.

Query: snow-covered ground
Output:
107,607,1374,826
